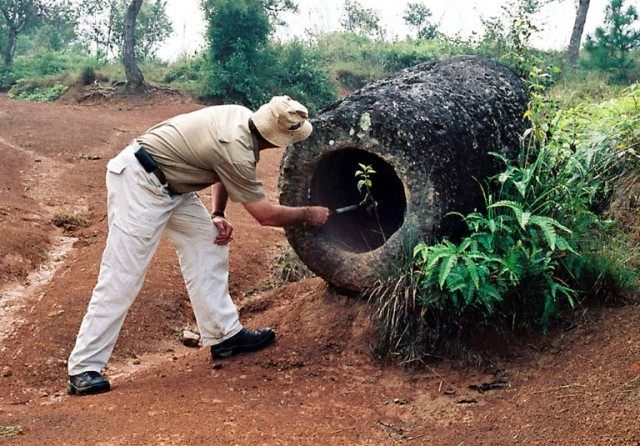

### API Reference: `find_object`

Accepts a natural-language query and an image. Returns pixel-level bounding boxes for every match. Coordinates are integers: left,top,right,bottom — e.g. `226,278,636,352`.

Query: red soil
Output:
0,93,638,445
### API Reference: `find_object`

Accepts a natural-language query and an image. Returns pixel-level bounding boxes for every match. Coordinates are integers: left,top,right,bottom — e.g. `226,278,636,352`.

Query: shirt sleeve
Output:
214,161,266,203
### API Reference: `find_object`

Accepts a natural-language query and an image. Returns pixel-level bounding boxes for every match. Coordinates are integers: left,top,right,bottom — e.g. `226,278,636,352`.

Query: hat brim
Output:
252,109,313,148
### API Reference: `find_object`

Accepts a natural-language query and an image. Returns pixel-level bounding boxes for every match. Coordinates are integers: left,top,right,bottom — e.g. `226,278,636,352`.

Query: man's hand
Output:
305,206,330,226
212,216,234,245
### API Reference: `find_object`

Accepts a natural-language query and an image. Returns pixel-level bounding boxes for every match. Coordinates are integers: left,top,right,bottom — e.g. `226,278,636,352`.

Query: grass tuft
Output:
0,424,22,438
274,246,314,283
52,212,89,231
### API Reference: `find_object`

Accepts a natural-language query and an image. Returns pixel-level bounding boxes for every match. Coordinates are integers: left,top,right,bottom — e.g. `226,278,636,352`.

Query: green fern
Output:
370,75,640,362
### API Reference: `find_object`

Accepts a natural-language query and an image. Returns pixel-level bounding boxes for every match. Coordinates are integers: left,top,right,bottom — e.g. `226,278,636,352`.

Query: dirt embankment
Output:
0,94,638,445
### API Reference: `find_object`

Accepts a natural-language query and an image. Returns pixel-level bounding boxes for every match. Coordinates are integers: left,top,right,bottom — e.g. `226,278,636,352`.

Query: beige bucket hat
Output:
251,96,313,147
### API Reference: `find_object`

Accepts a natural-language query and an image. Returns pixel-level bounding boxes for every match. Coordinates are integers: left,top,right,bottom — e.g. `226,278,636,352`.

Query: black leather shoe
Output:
67,371,110,396
211,327,276,359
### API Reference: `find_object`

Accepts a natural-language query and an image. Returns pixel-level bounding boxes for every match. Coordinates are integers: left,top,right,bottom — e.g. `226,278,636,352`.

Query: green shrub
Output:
204,48,280,108
201,1,338,112
78,64,97,86
566,221,640,303
274,40,339,113
162,55,206,86
0,67,16,91
369,75,640,362
201,0,276,107
2,51,95,90
11,51,86,79
8,79,67,102
314,30,566,93
551,83,640,179
313,32,472,90
315,32,387,88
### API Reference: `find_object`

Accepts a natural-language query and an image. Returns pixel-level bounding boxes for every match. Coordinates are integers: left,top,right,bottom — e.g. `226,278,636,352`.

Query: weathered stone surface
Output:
279,56,527,291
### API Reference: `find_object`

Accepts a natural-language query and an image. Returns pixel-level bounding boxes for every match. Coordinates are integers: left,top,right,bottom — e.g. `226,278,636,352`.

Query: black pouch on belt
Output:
134,147,168,185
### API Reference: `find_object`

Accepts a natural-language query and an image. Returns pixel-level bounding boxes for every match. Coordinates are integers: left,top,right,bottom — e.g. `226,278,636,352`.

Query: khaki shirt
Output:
137,105,265,203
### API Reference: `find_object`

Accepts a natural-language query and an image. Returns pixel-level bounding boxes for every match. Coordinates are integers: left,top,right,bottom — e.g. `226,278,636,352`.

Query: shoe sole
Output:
67,381,111,396
212,331,276,359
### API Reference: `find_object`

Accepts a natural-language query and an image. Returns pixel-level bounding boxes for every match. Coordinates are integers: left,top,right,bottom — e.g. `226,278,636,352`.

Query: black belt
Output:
134,147,181,195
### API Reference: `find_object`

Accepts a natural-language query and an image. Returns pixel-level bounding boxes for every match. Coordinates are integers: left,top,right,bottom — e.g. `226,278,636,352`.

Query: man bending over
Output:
67,96,329,395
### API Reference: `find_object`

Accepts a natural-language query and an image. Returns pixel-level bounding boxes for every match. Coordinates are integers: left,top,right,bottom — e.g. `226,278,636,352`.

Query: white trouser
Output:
68,142,242,375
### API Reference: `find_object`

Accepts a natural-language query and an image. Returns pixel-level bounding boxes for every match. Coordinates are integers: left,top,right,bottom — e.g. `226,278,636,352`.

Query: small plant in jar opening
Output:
355,163,379,216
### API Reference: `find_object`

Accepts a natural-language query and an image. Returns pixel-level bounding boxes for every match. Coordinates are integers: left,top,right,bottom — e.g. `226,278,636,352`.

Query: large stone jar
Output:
279,56,527,291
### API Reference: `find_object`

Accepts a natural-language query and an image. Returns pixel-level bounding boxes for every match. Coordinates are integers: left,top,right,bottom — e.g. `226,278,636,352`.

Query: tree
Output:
566,0,591,66
201,0,336,110
203,0,272,61
28,2,76,50
76,0,171,60
112,0,172,59
133,0,172,58
123,0,144,89
201,0,278,105
75,0,119,59
3,0,77,56
261,0,297,25
584,0,640,82
340,0,384,39
0,0,49,66
403,1,438,40
500,0,552,74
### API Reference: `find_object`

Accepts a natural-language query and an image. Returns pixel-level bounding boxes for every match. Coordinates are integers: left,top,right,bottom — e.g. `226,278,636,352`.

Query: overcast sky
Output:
157,0,640,61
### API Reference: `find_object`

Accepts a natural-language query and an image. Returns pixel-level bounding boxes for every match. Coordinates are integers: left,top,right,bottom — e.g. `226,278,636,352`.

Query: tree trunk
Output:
123,0,145,90
3,27,17,67
279,56,527,291
567,0,590,67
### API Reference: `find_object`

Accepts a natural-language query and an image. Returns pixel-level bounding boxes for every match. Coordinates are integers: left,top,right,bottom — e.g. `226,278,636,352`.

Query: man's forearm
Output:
243,198,329,227
259,204,310,227
243,198,312,227
211,183,228,214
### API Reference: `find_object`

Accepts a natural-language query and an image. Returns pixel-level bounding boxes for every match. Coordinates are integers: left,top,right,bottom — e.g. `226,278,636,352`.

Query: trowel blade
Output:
334,204,361,214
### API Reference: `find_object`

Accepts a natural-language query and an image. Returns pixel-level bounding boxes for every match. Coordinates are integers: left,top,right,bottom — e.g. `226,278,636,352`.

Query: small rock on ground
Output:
181,330,200,348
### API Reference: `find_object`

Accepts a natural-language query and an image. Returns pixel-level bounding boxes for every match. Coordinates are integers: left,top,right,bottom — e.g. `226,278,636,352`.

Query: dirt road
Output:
0,94,638,445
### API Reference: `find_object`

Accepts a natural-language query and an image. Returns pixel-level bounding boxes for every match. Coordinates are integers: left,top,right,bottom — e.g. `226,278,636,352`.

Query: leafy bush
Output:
203,39,338,112
274,40,339,113
313,30,566,94
369,74,640,362
0,67,16,91
315,32,472,87
413,194,575,327
78,64,98,86
551,83,640,180
200,1,338,111
1,51,95,91
314,32,388,87
12,52,84,79
204,47,279,108
1,49,174,93
162,55,206,86
8,79,67,102
201,0,277,107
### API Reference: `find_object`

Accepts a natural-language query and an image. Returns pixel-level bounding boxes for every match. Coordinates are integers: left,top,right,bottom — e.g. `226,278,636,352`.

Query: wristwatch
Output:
211,210,226,219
